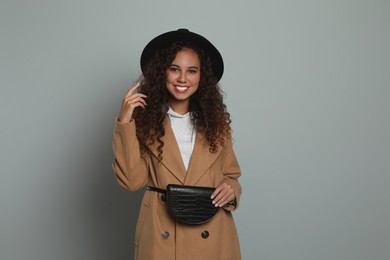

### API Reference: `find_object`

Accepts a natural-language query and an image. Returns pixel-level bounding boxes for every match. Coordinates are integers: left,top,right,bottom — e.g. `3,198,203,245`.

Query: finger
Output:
124,82,141,97
124,93,147,102
124,96,147,106
213,184,234,207
217,193,235,207
212,189,229,207
122,102,145,115
124,93,147,104
128,101,146,110
129,100,146,109
211,183,227,199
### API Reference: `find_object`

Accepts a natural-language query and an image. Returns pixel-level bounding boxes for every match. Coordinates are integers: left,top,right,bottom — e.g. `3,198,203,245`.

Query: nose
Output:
177,71,187,83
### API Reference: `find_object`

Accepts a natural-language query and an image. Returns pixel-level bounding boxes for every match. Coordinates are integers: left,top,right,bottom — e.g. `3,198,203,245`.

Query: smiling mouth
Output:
175,86,189,92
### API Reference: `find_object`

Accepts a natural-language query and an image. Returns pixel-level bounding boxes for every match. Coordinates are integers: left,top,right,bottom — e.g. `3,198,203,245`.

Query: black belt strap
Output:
146,186,166,194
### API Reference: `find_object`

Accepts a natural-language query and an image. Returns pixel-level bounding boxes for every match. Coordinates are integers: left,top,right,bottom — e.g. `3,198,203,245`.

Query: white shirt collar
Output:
167,107,190,119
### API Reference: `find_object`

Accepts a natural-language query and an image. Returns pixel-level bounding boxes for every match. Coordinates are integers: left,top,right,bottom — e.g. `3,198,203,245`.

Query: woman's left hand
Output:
211,182,235,207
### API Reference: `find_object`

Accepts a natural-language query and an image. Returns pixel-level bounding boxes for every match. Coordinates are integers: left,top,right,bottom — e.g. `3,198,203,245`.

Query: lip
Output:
174,85,189,92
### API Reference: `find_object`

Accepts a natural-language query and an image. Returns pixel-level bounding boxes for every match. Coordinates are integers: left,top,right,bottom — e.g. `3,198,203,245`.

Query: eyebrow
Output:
170,64,199,70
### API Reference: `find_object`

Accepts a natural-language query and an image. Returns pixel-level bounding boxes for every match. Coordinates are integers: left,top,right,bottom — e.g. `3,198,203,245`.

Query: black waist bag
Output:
147,184,219,225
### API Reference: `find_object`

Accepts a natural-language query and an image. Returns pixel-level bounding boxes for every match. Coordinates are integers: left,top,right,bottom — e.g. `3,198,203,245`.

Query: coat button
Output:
161,194,166,202
201,230,209,239
162,231,169,240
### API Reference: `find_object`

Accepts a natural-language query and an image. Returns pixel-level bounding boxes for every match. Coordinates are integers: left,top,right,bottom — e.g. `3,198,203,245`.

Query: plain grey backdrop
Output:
1,0,389,259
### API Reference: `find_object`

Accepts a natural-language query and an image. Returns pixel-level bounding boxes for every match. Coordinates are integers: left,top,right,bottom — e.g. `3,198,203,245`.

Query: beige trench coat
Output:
112,118,242,260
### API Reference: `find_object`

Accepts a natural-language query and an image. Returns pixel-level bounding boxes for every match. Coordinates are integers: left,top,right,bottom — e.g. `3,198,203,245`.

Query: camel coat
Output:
112,118,242,260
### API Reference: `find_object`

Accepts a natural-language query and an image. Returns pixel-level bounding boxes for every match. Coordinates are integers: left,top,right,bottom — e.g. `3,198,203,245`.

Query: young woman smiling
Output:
112,29,242,260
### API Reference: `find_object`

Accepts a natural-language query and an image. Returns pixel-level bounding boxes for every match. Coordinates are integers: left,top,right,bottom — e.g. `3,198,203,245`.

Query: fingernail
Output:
212,200,215,204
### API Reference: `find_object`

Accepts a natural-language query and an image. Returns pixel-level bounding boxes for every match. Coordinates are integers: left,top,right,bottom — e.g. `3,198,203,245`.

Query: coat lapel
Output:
148,117,222,185
184,132,222,185
148,118,187,183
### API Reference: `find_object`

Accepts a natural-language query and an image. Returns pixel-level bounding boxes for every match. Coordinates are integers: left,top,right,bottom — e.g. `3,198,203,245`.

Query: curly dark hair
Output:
133,42,231,160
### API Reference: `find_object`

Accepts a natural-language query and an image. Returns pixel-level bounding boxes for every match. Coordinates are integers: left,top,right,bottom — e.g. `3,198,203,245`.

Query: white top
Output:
167,108,196,171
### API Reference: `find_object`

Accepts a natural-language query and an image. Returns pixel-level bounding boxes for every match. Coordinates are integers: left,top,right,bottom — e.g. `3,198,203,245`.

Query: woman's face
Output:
166,48,200,112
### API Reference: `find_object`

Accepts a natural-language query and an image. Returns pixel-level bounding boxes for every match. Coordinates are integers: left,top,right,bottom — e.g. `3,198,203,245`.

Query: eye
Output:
188,69,198,74
169,66,179,72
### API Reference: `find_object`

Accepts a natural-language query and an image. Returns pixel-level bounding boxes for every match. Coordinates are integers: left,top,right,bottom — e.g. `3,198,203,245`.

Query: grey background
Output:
1,0,389,259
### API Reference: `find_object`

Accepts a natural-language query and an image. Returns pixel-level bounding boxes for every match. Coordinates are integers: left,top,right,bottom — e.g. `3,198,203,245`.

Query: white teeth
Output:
175,86,188,91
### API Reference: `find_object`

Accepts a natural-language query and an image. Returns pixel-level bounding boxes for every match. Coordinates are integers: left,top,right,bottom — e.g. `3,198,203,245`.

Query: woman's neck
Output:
168,100,189,115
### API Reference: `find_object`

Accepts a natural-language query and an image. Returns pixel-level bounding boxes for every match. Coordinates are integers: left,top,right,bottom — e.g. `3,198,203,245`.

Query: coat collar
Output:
184,132,222,185
147,117,222,185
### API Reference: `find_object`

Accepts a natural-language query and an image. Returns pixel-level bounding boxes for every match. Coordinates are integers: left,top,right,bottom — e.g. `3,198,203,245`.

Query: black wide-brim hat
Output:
140,28,224,81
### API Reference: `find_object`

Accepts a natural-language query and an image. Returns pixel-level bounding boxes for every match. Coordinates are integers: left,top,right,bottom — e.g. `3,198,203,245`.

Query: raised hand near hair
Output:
118,82,147,123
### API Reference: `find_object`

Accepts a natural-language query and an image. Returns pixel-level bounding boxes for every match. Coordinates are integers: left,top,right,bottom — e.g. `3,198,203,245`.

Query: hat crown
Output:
177,28,190,33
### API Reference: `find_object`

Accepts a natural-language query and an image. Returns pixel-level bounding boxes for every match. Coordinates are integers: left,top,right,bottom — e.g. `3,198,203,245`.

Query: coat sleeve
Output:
221,138,242,211
112,119,149,192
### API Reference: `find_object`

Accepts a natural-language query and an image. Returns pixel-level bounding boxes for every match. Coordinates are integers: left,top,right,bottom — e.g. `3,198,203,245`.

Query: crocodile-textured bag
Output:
147,184,219,225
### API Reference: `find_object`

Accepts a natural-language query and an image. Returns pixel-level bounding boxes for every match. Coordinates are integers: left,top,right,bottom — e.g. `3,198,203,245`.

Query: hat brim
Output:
140,29,224,81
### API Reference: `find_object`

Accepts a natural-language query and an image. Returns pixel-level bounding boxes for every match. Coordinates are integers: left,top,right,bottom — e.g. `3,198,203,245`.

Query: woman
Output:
112,29,242,259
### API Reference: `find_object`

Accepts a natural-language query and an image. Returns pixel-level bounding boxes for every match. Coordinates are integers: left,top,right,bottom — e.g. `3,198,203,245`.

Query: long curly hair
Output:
133,42,231,160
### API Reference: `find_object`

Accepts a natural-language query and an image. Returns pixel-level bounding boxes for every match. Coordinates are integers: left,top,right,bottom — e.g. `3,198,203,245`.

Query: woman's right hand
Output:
117,82,147,123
